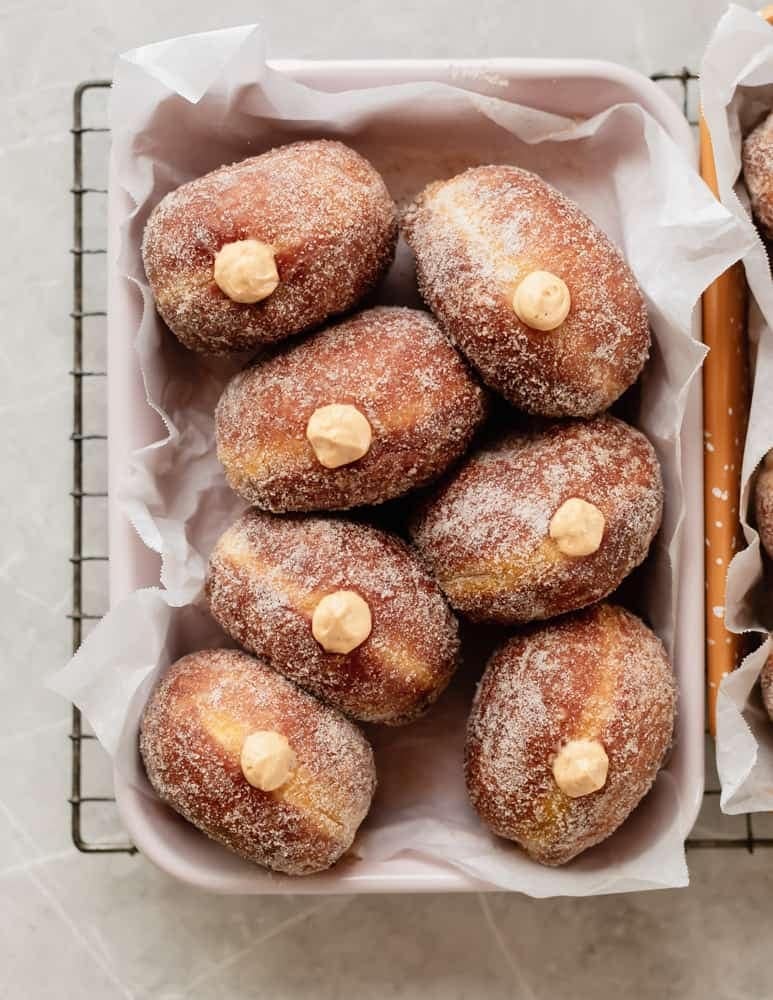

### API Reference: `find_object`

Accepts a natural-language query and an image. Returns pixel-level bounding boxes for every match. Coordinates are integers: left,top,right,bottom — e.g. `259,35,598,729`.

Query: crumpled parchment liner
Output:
49,25,752,893
701,4,773,813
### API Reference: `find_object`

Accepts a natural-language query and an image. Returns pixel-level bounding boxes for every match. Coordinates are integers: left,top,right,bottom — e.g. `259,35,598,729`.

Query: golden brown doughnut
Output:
743,112,773,240
409,414,663,624
761,649,773,722
754,450,773,559
139,648,376,875
215,306,488,512
142,140,397,354
465,603,676,866
402,165,650,417
206,510,459,724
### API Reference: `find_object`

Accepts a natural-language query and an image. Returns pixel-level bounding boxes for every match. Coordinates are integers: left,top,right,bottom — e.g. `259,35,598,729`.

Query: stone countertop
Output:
3,1,771,997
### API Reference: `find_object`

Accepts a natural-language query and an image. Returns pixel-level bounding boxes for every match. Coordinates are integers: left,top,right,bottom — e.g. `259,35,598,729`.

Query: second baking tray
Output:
107,57,704,893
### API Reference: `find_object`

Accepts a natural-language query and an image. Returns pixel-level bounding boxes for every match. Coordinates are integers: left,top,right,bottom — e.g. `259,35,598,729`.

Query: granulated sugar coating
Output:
206,510,460,725
402,165,650,417
215,306,488,512
743,111,773,240
142,140,397,354
410,414,663,623
465,604,676,866
139,648,376,876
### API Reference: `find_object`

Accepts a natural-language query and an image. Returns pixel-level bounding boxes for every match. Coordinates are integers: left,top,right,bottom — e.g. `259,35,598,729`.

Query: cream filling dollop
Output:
214,239,279,304
513,270,571,331
311,590,372,654
306,404,372,469
240,730,297,791
549,497,605,557
552,739,609,797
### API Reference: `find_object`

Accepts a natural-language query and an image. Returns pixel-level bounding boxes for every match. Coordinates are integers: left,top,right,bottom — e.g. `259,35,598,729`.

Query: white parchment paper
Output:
49,26,751,894
701,4,773,813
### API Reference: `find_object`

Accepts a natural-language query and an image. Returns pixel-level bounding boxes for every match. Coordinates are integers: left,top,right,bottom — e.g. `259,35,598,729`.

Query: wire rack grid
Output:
69,72,773,857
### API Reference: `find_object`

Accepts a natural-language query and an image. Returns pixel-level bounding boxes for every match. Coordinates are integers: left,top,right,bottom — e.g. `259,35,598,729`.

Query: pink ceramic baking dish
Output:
107,57,704,894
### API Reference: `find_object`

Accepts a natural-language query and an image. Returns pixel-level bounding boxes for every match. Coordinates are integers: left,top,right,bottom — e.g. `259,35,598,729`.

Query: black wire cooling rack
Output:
69,73,773,856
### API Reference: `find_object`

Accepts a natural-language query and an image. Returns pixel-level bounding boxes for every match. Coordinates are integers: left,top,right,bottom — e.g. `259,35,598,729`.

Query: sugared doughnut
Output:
754,450,773,559
206,510,459,724
761,649,773,722
402,165,650,417
410,414,663,624
743,112,773,239
142,140,397,354
465,603,676,866
215,306,488,512
139,648,376,875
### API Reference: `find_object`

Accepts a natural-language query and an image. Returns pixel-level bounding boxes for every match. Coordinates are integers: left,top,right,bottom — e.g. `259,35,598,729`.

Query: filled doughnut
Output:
754,449,773,559
142,140,397,353
743,111,773,240
215,306,488,511
139,648,376,876
465,603,676,866
410,414,663,624
206,510,459,724
402,165,650,416
761,649,773,723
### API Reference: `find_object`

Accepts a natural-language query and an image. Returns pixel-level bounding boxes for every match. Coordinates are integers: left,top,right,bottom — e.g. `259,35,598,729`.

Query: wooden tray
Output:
696,10,773,733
